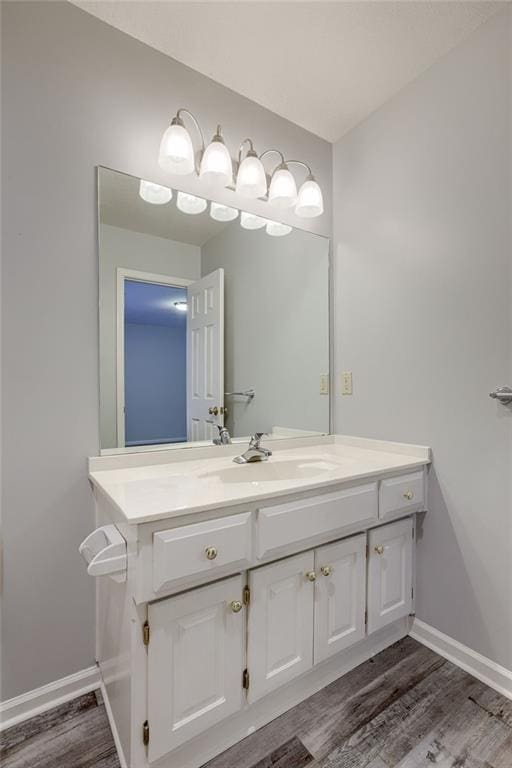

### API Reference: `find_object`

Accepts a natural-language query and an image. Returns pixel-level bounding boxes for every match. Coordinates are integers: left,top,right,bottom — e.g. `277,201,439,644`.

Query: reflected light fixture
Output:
210,201,238,222
158,108,203,176
236,139,267,199
138,179,172,205
266,220,292,237
173,301,188,312
177,191,207,215
240,211,267,230
199,125,233,188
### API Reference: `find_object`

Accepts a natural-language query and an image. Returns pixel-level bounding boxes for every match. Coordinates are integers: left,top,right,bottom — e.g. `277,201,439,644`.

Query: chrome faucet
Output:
233,433,272,464
213,425,232,445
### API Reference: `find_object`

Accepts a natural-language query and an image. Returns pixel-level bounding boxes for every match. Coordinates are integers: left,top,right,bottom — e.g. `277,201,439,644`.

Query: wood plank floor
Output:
2,638,511,768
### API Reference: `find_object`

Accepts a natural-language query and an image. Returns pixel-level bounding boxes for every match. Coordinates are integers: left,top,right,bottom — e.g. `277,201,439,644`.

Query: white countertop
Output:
89,435,430,525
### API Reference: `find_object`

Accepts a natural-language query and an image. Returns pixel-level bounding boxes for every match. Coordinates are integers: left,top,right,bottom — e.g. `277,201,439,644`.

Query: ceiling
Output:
72,1,503,141
125,281,188,328
99,167,229,245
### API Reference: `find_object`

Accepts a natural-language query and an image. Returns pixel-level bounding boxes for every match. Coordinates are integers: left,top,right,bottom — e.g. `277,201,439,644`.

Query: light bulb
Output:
235,152,267,198
176,191,207,215
199,127,233,187
295,177,324,218
268,164,297,209
138,179,173,205
158,119,195,175
266,220,292,237
210,201,238,222
240,211,267,230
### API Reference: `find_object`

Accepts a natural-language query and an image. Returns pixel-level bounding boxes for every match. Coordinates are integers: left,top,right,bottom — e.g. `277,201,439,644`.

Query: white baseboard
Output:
0,665,101,731
410,618,512,701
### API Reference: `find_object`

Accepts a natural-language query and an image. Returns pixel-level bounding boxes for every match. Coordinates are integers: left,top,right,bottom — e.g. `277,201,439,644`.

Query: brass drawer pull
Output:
403,490,414,501
320,565,332,576
305,570,317,582
374,545,385,555
205,547,218,560
230,600,243,613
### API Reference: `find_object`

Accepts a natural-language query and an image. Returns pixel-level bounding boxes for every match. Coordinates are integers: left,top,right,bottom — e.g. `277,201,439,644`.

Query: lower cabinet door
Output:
247,551,314,703
147,575,245,762
367,518,413,634
314,534,367,664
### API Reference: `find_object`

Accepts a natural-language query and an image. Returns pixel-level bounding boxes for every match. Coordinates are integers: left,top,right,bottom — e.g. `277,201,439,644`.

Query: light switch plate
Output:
341,372,353,395
319,374,329,395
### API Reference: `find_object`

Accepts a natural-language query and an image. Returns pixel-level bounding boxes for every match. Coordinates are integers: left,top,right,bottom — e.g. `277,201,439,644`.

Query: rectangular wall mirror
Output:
98,166,330,452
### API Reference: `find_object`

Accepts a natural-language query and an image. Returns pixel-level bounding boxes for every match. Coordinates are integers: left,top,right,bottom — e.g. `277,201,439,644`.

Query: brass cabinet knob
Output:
320,565,332,577
230,600,243,613
205,547,218,560
208,406,219,416
374,545,385,555
403,490,414,501
305,570,317,582
220,406,228,416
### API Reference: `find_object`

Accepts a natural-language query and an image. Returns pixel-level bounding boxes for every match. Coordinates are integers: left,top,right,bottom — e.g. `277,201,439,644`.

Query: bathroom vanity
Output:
84,434,430,768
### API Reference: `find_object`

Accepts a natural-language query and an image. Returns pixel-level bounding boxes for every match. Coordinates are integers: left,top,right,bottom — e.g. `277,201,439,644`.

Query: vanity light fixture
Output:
240,211,267,230
262,150,298,209
138,180,173,205
199,126,233,188
235,139,267,199
158,108,324,217
158,109,203,175
176,191,207,215
287,160,324,218
210,201,238,222
266,220,292,237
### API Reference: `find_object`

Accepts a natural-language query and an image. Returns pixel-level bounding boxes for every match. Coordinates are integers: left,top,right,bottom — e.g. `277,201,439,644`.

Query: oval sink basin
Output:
198,459,339,484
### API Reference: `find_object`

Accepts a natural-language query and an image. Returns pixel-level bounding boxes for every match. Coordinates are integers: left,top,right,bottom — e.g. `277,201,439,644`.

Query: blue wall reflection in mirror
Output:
124,280,187,446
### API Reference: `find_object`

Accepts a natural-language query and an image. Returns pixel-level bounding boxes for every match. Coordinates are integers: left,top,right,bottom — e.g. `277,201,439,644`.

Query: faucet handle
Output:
250,432,268,447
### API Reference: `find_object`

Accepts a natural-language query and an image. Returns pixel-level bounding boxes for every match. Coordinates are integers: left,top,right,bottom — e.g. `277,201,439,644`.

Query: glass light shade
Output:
235,154,267,198
176,191,207,215
210,201,238,222
199,140,233,187
268,167,298,209
295,178,324,218
158,123,195,175
240,211,267,230
138,179,172,205
266,220,292,237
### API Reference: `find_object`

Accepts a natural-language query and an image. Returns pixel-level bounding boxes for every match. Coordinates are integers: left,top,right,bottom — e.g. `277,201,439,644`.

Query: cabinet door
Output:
147,575,245,762
367,518,413,634
314,534,366,664
247,551,314,703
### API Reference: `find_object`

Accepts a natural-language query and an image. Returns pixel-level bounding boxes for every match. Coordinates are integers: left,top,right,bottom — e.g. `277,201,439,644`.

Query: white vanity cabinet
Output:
87,436,430,768
367,517,414,633
147,575,246,762
247,551,315,702
314,534,367,663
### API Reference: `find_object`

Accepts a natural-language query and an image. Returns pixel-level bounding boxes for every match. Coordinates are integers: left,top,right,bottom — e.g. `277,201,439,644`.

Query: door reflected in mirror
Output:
98,167,330,452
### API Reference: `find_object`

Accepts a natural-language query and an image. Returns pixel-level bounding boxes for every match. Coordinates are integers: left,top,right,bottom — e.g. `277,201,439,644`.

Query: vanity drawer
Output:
153,513,252,592
379,471,424,519
257,483,378,559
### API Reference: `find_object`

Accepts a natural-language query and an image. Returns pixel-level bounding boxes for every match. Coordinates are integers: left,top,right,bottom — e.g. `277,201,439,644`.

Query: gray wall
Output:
333,8,512,669
1,0,332,700
99,223,200,449
201,225,330,438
